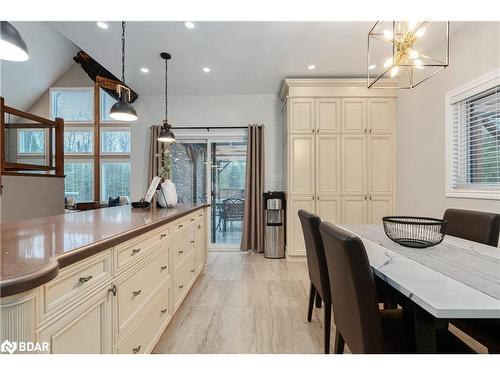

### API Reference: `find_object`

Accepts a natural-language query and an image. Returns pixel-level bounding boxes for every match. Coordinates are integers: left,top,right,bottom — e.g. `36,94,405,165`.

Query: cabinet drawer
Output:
115,246,169,336
40,250,112,319
173,250,196,310
171,228,196,271
116,283,170,354
172,214,196,235
114,225,169,274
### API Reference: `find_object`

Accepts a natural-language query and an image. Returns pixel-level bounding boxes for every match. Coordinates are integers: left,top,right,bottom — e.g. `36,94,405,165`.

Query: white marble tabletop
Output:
340,224,500,319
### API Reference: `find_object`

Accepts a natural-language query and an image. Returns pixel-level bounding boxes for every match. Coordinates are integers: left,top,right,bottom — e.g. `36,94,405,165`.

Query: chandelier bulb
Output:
390,66,399,78
383,29,393,40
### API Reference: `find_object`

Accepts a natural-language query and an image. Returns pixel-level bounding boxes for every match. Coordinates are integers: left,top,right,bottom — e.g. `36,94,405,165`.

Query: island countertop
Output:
0,203,208,297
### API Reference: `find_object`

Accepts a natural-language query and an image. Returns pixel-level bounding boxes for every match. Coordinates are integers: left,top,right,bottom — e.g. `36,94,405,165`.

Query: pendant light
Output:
109,21,138,121
0,21,29,62
158,52,176,143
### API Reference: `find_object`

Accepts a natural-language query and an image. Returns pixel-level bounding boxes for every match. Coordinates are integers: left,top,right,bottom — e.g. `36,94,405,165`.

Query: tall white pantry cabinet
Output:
280,79,397,259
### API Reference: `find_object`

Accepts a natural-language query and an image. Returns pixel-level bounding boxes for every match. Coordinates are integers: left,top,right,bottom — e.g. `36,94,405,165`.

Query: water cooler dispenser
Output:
263,191,286,259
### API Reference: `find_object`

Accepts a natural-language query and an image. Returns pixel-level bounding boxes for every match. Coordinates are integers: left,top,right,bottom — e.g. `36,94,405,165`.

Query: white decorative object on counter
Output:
158,179,178,208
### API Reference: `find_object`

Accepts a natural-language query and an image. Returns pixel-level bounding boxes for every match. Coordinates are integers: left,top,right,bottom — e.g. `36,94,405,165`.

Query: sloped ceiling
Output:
0,22,78,111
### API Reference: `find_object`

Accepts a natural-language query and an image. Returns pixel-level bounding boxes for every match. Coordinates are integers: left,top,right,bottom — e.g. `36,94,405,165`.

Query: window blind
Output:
450,85,500,190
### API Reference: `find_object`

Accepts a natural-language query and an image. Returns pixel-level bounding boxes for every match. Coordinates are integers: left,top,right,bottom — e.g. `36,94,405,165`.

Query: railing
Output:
1,96,64,177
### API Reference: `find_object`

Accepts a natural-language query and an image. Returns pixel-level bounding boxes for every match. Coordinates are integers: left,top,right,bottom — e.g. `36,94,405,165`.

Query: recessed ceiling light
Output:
184,21,195,29
308,65,316,70
140,67,149,73
368,64,376,70
96,22,108,29
202,67,211,73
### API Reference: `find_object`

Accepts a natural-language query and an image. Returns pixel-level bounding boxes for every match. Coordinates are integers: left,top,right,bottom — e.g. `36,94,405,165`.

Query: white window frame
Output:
49,87,94,124
445,68,500,200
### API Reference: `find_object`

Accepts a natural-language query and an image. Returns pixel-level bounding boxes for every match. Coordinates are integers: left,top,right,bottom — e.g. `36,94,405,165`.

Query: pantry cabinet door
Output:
287,197,315,257
342,197,367,224
289,135,315,196
368,135,392,195
368,197,393,224
342,135,367,195
367,98,393,134
316,197,341,224
37,286,112,354
316,99,340,133
316,135,341,196
342,99,366,133
289,98,315,134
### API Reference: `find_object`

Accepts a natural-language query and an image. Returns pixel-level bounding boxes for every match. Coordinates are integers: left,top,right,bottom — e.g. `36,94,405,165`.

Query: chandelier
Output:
367,21,449,89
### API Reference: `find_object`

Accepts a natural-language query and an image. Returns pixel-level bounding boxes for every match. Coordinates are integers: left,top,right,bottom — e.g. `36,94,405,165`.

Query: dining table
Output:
339,224,500,353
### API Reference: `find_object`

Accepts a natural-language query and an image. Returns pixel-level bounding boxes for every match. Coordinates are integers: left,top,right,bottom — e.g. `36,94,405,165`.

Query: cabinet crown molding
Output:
279,78,398,101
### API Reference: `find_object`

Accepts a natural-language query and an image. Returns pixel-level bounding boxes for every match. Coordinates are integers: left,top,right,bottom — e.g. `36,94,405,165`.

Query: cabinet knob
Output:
364,196,367,200
197,224,201,229
369,128,372,133
312,196,315,200
179,284,184,289
190,269,195,273
190,240,195,244
161,308,168,314
369,196,372,200
160,265,167,271
132,345,141,354
78,275,93,284
132,290,142,297
108,284,117,296
317,196,320,201
178,250,184,254
160,233,167,239
312,129,315,133
191,218,195,222
364,129,367,133
178,224,183,229
132,248,141,255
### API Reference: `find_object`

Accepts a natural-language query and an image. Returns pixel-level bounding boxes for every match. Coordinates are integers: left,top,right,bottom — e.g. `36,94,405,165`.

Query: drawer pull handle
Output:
161,308,168,314
160,265,167,271
108,284,117,296
132,248,141,254
197,225,201,229
191,218,195,222
178,284,184,289
190,269,195,273
198,213,203,217
132,290,142,297
178,250,184,254
132,345,141,354
190,240,195,244
178,224,183,229
78,275,93,284
160,234,167,239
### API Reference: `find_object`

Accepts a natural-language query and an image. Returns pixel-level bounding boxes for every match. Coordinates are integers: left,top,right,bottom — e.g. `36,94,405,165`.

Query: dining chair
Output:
443,208,500,353
319,221,476,354
298,209,332,354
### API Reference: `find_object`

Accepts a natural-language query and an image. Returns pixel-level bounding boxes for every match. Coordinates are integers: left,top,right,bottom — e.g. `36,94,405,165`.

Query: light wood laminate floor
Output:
153,251,487,354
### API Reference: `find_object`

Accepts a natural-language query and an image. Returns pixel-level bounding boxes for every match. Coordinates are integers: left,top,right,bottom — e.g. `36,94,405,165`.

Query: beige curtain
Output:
240,124,265,252
147,125,166,190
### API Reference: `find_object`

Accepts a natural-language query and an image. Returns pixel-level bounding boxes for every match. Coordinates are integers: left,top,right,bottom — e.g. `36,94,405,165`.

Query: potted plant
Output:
158,148,178,208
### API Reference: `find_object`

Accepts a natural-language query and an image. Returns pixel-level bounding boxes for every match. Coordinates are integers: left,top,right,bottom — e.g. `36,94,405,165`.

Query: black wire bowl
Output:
382,216,448,248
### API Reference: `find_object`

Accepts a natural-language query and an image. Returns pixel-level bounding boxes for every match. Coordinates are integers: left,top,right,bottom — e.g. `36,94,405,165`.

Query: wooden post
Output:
94,83,101,203
0,97,5,175
55,118,64,176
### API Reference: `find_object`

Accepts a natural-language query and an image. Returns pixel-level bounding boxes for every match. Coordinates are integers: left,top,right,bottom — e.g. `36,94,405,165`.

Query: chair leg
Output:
334,331,345,354
307,282,316,322
315,291,322,308
324,303,332,354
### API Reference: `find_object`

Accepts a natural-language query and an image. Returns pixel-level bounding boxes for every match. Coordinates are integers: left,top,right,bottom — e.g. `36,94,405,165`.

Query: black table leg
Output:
412,304,448,353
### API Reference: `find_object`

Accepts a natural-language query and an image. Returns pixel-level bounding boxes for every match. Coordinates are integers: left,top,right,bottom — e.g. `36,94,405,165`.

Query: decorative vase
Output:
158,179,178,208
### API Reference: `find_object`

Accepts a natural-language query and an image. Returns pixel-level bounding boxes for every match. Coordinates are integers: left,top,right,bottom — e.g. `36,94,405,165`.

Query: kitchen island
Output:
0,203,208,354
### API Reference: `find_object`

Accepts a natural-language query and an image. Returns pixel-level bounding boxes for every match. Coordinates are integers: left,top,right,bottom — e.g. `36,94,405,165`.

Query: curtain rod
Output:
170,126,248,130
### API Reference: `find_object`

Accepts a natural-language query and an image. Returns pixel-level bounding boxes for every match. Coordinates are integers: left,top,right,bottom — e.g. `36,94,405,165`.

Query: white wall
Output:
396,22,500,217
132,94,283,200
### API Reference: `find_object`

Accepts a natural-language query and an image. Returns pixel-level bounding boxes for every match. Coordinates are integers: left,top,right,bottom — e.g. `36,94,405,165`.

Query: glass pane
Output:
101,162,131,201
51,89,93,122
18,130,45,153
101,130,131,153
210,142,247,245
64,130,93,153
170,143,208,204
64,162,94,202
100,89,118,122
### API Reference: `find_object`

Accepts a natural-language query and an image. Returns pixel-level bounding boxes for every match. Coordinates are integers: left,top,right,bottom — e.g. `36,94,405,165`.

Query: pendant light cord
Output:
164,55,168,123
121,21,126,84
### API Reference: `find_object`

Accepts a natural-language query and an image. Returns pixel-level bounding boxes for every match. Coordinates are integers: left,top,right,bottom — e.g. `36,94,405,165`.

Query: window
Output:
447,70,500,199
18,130,45,154
50,87,131,202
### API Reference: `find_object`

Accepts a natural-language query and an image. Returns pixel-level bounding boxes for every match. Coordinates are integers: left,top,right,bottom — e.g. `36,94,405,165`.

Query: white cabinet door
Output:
368,135,392,195
316,197,341,225
289,135,315,196
316,99,340,133
37,285,112,354
368,197,393,224
316,135,341,196
287,197,315,257
289,98,314,133
342,99,366,133
367,98,393,134
342,135,367,195
342,197,367,224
